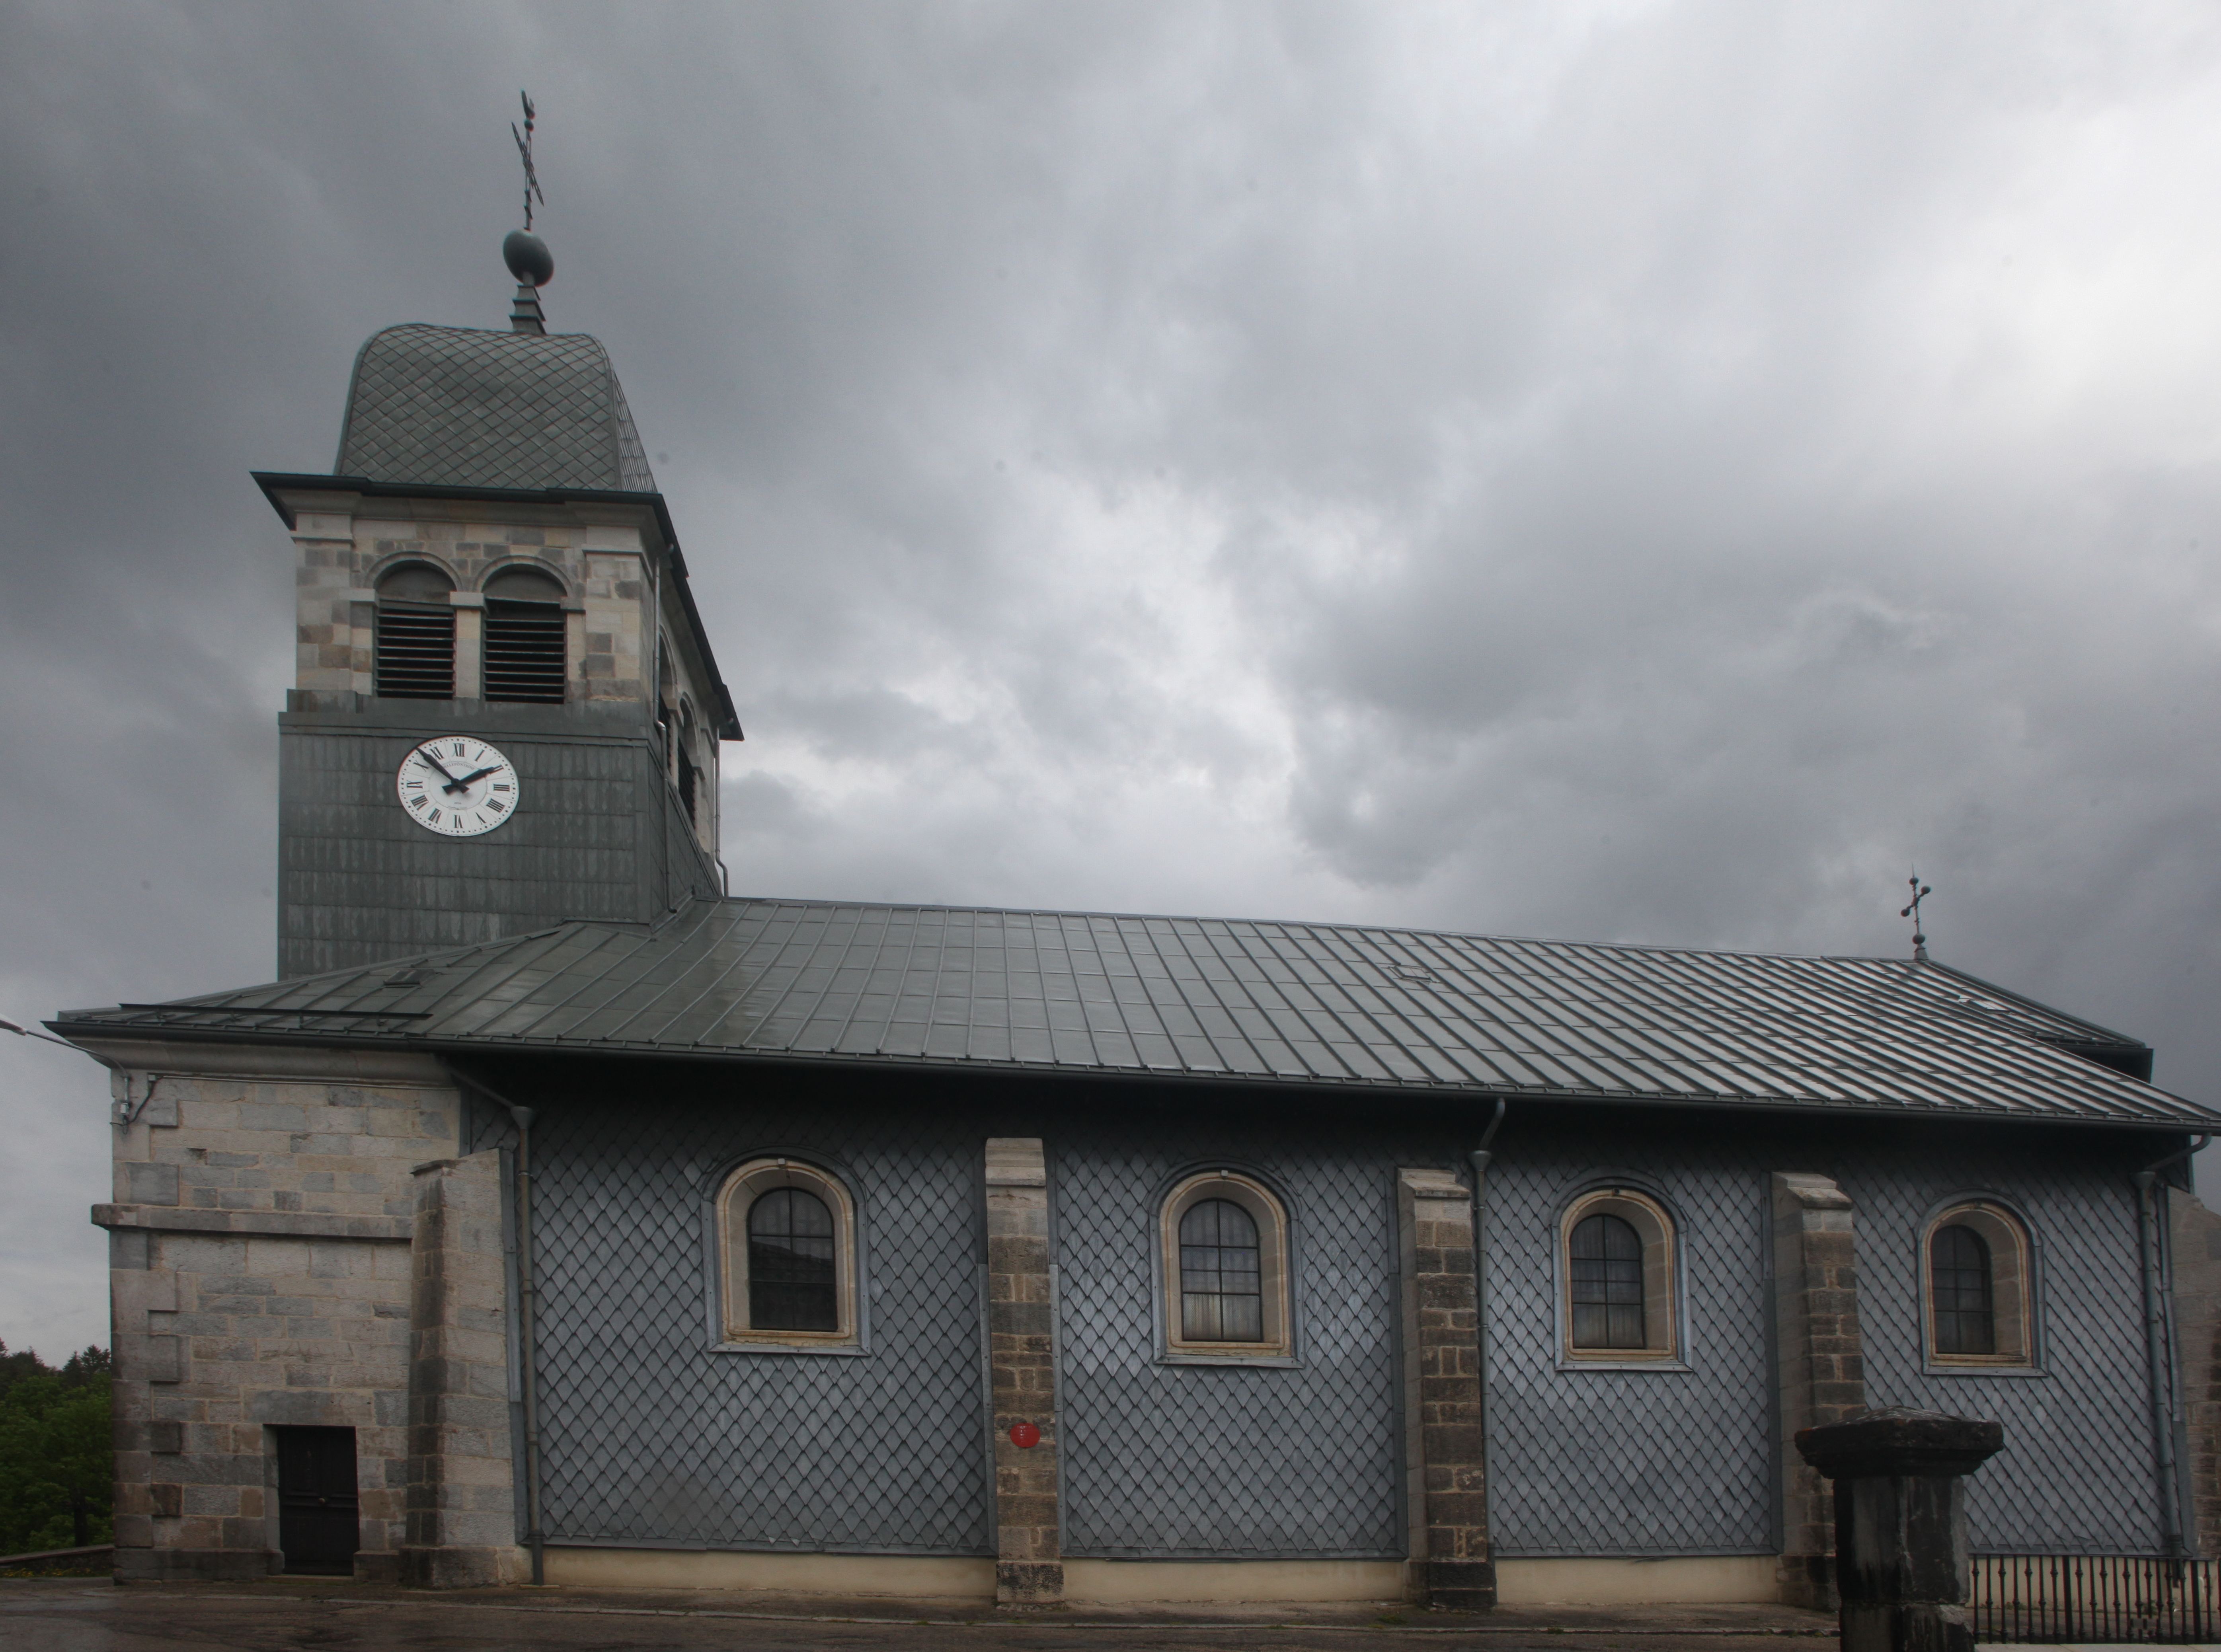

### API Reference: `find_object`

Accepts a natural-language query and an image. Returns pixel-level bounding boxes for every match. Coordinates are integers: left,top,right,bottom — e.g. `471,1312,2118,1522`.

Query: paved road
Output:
0,1580,1836,1652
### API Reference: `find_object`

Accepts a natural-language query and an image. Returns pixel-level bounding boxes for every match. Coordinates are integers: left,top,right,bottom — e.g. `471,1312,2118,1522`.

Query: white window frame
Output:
1158,1169,1295,1365
1557,1185,1684,1369
1921,1199,2039,1373
714,1156,862,1352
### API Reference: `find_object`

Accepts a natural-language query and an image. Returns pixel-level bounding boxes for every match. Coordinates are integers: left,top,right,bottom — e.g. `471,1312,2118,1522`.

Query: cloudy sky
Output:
4,0,2220,1358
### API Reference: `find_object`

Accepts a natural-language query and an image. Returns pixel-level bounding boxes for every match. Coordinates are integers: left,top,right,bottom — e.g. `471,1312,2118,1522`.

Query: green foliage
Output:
0,1341,113,1556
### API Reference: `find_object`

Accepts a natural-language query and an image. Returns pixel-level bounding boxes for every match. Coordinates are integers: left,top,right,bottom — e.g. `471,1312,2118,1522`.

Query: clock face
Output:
395,737,520,837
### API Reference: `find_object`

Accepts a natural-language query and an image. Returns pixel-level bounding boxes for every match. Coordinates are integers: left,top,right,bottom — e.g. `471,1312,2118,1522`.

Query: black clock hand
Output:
416,748,464,785
451,765,501,789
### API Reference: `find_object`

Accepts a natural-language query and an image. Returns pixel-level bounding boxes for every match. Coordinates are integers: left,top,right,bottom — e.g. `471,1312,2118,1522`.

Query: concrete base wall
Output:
538,1547,1783,1607
1065,1558,1404,1603
543,1547,996,1598
1496,1557,1782,1605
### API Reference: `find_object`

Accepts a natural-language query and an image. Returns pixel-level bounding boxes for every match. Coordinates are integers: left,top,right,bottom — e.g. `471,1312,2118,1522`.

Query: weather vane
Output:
502,90,554,329
512,90,545,231
1901,872,1933,963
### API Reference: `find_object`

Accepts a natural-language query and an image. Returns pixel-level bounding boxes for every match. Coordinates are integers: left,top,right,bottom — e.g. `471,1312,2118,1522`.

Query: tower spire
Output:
501,90,553,334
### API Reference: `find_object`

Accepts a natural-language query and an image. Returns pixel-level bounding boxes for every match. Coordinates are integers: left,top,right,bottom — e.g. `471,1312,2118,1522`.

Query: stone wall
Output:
280,491,719,840
1397,1167,1492,1608
88,1039,499,1582
402,1151,523,1586
290,506,656,711
1770,1171,1866,1609
985,1137,1061,1608
2171,1185,2221,1556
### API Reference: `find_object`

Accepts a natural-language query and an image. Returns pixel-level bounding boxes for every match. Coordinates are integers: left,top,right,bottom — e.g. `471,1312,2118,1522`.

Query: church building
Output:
54,236,2221,1610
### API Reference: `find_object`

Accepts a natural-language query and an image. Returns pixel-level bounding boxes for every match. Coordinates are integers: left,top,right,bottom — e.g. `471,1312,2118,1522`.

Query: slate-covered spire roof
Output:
54,896,2215,1130
333,323,658,493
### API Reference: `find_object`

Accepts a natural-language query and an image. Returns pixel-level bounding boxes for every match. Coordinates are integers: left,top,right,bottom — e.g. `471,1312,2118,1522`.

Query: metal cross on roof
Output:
511,90,545,231
1901,872,1934,962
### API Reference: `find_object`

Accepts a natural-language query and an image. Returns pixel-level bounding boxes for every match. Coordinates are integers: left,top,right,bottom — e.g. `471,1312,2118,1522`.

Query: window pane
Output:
1931,1223,1995,1356
1569,1212,1647,1349
747,1187,838,1332
1177,1196,1264,1343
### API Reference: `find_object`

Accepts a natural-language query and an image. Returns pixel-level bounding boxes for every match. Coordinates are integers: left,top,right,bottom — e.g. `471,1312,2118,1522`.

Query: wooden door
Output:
273,1426,359,1575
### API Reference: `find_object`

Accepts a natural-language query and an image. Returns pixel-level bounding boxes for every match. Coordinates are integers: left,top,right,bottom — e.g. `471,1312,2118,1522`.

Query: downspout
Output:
2134,1134,2209,1560
1466,1099,1508,1316
452,1069,546,1586
1466,1100,1508,1560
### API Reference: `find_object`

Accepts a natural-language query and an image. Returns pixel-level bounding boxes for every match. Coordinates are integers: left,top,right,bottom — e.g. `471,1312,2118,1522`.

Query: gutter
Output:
2133,1134,2209,1558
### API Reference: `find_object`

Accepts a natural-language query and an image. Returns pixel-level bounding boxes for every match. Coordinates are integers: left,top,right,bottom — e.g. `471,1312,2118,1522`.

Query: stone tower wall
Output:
88,1038,521,1584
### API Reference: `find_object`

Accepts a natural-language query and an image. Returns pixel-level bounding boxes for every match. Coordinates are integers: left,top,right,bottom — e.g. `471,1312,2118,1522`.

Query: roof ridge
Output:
712,892,1958,970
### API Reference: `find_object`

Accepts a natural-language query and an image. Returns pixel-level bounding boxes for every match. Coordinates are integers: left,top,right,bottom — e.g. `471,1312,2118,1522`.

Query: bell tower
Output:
259,226,739,978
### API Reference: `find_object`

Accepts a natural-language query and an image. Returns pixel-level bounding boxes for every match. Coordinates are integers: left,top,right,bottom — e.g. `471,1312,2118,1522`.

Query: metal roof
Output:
54,897,2215,1130
335,323,658,493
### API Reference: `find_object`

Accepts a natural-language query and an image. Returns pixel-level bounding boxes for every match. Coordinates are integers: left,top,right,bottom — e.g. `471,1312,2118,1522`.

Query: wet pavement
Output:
0,1578,1838,1652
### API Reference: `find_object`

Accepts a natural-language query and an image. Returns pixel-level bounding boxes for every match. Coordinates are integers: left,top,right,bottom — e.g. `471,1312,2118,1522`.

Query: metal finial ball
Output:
503,229,554,288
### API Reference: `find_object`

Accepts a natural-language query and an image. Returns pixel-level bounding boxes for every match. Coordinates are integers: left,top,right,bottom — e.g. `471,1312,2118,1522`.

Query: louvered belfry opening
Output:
372,563,456,699
482,565,567,704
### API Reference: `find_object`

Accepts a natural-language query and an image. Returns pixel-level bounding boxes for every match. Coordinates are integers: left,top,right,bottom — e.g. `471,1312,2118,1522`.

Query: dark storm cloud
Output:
6,0,2221,1354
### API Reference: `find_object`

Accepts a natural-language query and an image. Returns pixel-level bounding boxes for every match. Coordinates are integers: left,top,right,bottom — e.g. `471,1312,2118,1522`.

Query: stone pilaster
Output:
1398,1167,1494,1609
400,1151,524,1587
2168,1185,2221,1555
1773,1171,1866,1609
985,1137,1061,1608
451,595,484,699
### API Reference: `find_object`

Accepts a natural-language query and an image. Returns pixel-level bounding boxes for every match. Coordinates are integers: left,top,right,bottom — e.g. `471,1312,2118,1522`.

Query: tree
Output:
0,1342,113,1556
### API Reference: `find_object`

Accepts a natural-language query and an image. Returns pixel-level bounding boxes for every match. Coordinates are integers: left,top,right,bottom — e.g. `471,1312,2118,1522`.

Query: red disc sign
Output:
1008,1422,1041,1449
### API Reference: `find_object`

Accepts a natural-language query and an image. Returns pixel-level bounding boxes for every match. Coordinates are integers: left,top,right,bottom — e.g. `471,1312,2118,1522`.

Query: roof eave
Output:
46,1014,2217,1133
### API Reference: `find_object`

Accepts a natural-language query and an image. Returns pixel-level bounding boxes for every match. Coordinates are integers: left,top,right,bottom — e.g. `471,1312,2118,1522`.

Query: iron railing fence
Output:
1972,1553,2220,1644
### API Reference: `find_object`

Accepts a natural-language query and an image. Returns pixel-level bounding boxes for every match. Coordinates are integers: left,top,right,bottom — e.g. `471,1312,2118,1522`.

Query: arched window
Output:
1923,1202,2034,1367
480,565,567,704
1930,1224,1994,1355
748,1187,837,1331
372,563,455,699
715,1158,859,1348
1160,1171,1291,1360
1569,1212,1646,1349
1179,1198,1262,1342
655,647,678,778
677,699,700,826
1559,1187,1679,1363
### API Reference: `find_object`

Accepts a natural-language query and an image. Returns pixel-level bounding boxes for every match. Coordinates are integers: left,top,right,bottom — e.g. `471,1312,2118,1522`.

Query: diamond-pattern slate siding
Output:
1845,1147,2164,1553
1483,1148,1778,1557
64,898,2215,1132
336,323,659,494
435,1080,2170,1560
474,1095,990,1554
1053,1127,1421,1558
